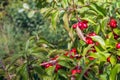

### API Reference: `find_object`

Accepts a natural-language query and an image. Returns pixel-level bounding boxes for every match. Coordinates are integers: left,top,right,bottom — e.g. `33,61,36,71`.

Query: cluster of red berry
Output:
72,18,120,63
41,18,120,78
72,20,88,30
107,18,120,62
41,56,62,72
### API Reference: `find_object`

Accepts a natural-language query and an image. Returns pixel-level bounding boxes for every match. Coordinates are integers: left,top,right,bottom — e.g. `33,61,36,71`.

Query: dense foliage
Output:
1,0,120,80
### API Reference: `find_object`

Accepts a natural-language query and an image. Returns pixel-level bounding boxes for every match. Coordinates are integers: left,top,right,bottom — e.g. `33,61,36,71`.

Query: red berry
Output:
76,55,82,59
95,42,99,46
88,32,96,37
76,69,81,73
64,48,77,58
70,48,77,54
113,33,119,39
91,49,96,52
71,69,77,75
64,52,69,56
88,57,95,60
108,18,117,28
116,43,120,49
84,71,88,77
51,56,59,60
78,20,88,30
107,56,110,62
85,37,94,44
44,63,53,68
82,20,88,23
55,64,62,72
71,66,82,75
82,23,88,28
72,23,78,29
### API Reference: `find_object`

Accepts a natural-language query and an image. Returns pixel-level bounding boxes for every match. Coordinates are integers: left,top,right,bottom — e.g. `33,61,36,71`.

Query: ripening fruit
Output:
72,23,78,29
108,18,117,28
116,43,120,49
64,48,77,58
88,32,96,37
44,63,53,68
71,69,77,75
78,20,88,30
51,56,59,60
88,57,95,60
107,56,110,62
71,69,81,75
113,33,119,39
70,48,77,54
85,37,94,44
95,42,99,46
55,64,62,72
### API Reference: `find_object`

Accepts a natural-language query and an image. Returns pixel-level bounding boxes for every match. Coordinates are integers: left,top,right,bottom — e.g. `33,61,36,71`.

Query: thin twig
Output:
40,60,57,66
40,54,81,66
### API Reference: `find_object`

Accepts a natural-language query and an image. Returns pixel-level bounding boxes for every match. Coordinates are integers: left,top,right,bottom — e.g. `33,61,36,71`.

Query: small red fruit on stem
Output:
44,63,53,68
113,33,119,39
88,32,96,37
64,48,77,58
55,64,62,72
71,69,77,75
71,69,81,75
88,57,95,60
72,23,78,29
78,20,88,30
70,48,77,54
108,18,117,28
116,43,120,49
107,56,111,62
85,37,94,44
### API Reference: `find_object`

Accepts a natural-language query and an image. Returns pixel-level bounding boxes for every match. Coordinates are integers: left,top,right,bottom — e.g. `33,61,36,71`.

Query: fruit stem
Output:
40,60,57,66
40,54,81,66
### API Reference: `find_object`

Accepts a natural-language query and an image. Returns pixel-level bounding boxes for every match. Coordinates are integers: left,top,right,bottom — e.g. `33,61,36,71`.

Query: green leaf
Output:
58,70,68,79
28,10,35,18
23,3,29,9
92,35,106,49
100,74,107,80
100,17,109,36
61,0,68,8
113,28,120,35
82,44,94,56
7,53,23,69
77,59,97,80
58,60,71,69
17,64,28,80
32,47,49,53
94,25,100,34
63,13,69,31
110,55,117,66
81,18,96,25
34,65,46,75
110,64,120,80
90,52,109,62
90,3,106,17
51,10,59,30
45,66,55,76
